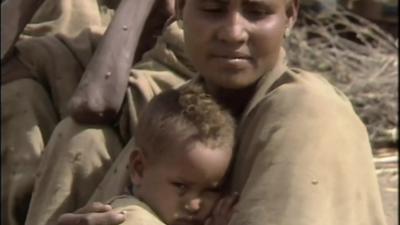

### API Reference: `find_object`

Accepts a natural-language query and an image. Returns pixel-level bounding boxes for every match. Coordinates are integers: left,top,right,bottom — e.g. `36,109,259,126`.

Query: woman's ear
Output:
129,149,147,186
175,0,186,20
285,0,299,33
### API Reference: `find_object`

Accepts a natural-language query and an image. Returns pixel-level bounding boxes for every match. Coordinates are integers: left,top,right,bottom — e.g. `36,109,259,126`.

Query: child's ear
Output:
129,149,147,186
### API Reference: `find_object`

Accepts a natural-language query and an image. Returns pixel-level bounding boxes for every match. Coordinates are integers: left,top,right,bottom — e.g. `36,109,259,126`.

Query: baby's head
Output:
130,82,236,225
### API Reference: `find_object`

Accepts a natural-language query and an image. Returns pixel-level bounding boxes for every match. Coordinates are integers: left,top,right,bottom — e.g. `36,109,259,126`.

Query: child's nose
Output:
184,198,202,213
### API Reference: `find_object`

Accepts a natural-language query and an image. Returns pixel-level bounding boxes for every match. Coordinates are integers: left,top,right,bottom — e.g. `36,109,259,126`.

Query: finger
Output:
204,217,212,225
218,198,230,216
220,193,239,216
212,198,225,217
57,211,126,225
226,192,239,208
75,202,113,214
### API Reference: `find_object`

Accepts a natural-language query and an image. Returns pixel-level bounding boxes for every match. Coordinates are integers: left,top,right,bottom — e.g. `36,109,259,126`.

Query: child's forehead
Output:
192,0,278,4
153,140,228,163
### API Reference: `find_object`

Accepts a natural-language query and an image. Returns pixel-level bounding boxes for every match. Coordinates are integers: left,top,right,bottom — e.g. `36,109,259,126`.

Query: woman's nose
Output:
184,198,202,214
216,12,248,44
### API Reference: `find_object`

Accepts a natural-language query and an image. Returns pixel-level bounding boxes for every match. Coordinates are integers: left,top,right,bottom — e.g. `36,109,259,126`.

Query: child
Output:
107,82,238,225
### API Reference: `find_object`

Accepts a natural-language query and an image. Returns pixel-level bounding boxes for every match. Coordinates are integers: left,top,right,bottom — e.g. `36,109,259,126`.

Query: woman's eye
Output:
247,9,268,17
200,3,225,13
244,6,272,20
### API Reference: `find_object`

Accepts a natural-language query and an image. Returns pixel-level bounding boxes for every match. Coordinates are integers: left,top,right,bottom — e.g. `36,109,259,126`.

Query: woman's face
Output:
178,0,296,90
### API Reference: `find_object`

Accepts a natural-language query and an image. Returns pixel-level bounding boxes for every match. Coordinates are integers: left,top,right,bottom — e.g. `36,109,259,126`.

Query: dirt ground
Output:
374,148,398,225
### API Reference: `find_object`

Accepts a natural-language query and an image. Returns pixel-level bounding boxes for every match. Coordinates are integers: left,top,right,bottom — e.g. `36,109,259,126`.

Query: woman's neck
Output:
204,81,258,121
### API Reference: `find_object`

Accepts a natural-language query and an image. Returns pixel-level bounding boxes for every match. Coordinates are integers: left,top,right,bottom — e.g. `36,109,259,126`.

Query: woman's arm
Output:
1,0,45,62
57,202,126,225
68,0,156,124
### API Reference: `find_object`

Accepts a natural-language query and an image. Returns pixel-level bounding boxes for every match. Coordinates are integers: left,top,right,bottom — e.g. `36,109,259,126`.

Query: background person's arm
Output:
68,0,156,124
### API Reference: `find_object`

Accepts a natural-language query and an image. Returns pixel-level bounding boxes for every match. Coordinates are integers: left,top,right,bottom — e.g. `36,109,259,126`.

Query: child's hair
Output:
135,82,236,160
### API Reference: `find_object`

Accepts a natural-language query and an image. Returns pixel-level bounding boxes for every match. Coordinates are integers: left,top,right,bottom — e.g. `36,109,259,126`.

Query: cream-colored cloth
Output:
22,0,113,38
16,26,106,118
1,79,58,225
2,2,112,225
107,195,165,225
24,117,123,225
22,21,195,225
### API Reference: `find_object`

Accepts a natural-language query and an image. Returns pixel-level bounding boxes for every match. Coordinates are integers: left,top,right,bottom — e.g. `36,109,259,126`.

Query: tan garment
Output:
1,2,111,225
107,195,165,225
227,67,387,225
22,0,113,38
24,117,123,225
1,79,58,225
23,21,194,225
16,26,106,118
2,27,107,225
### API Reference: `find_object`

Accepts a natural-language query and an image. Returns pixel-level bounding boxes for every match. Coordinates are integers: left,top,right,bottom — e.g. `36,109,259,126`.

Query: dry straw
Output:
286,2,398,148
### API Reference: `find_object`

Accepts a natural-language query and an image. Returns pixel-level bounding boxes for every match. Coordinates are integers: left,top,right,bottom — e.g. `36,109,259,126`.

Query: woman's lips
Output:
210,51,251,59
210,54,253,68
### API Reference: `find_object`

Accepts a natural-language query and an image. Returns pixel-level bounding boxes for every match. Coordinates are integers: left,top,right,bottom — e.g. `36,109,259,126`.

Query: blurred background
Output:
289,1,398,224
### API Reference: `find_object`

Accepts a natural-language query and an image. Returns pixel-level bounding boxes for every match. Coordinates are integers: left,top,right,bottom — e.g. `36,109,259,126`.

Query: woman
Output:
54,0,385,224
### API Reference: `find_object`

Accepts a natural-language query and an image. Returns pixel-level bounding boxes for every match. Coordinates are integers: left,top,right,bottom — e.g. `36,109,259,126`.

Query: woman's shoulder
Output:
246,67,364,129
239,67,370,151
264,67,352,108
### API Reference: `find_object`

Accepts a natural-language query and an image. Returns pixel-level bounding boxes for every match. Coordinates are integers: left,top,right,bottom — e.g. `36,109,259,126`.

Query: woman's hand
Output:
205,193,239,225
57,202,126,225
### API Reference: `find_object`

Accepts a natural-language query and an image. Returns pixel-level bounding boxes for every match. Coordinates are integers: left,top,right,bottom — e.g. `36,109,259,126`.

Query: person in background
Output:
1,1,175,225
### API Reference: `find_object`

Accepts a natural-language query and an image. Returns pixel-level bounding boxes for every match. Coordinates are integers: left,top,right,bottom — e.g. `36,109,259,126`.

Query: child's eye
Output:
172,182,188,194
206,186,222,193
202,7,223,13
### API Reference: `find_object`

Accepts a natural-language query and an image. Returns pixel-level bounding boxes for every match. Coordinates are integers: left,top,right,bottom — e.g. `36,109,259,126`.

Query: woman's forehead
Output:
187,0,286,7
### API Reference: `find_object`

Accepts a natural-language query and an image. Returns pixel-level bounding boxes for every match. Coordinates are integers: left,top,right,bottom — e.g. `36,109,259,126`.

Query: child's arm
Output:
205,193,239,225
